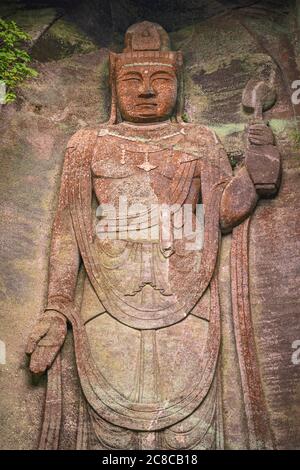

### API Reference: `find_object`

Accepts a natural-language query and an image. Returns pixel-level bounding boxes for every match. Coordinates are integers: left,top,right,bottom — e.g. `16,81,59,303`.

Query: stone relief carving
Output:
25,21,281,450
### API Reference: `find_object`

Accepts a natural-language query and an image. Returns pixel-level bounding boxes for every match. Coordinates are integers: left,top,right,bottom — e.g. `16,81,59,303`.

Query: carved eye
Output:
122,77,141,83
152,76,171,82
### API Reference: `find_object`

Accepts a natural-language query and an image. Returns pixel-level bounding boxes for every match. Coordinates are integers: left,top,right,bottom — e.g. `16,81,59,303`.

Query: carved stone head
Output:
108,21,183,124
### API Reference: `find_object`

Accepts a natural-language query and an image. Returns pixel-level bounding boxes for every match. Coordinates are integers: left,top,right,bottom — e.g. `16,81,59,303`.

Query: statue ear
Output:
108,52,118,124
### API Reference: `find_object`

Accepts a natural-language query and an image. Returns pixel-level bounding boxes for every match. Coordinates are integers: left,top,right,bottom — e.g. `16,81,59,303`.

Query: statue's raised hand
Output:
248,123,274,146
26,311,67,374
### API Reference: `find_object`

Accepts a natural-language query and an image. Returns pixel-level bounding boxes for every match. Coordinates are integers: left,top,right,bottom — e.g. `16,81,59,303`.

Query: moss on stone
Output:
210,119,292,136
171,16,277,126
49,19,97,53
290,128,300,149
9,8,57,40
211,123,245,137
30,18,98,62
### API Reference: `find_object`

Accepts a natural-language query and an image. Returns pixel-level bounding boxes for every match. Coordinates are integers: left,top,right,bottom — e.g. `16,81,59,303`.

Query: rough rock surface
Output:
0,0,299,449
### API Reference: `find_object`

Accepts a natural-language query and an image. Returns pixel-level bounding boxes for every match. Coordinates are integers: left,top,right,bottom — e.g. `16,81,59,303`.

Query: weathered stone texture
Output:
0,0,299,449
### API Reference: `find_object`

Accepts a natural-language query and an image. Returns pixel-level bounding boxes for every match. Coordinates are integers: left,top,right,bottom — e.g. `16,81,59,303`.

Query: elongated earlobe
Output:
108,52,118,124
175,52,184,123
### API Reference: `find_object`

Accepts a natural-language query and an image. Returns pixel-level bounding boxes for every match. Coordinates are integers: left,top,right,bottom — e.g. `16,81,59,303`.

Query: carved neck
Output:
120,120,172,130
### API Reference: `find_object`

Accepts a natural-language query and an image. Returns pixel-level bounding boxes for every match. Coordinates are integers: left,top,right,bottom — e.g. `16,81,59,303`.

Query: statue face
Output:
116,64,178,123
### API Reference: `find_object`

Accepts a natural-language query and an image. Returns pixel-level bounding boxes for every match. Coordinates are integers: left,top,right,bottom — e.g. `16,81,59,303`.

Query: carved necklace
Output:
120,145,158,172
98,127,185,142
98,127,185,172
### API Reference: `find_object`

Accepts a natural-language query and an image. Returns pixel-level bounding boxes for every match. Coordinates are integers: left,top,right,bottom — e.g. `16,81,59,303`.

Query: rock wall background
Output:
0,0,299,449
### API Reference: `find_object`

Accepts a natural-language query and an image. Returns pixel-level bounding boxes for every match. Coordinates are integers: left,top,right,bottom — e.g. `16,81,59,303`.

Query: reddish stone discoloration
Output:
249,154,300,449
24,21,281,449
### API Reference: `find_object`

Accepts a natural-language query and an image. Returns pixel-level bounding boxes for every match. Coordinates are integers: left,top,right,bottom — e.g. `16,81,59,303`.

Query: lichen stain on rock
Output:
31,19,98,62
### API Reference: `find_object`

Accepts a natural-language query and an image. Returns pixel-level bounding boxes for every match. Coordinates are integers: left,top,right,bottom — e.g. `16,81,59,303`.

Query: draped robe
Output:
40,122,273,450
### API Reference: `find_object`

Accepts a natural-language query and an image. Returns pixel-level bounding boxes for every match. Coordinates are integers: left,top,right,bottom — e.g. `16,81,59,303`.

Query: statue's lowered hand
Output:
26,311,67,374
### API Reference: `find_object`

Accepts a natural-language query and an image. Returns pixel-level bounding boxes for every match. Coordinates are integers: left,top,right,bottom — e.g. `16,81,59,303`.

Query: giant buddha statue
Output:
26,21,281,450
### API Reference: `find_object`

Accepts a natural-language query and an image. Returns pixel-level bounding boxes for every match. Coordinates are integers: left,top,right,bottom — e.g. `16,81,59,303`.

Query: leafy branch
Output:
0,18,38,103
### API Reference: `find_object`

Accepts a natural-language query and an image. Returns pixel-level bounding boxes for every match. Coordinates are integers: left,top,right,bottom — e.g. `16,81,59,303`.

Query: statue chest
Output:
91,137,200,207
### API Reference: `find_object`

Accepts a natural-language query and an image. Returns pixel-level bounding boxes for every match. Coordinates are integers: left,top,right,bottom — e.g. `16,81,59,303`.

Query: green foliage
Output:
227,150,243,169
181,112,190,123
0,18,37,103
228,154,238,169
291,128,300,149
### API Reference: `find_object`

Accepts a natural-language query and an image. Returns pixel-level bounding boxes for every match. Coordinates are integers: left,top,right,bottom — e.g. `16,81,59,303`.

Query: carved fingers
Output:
28,346,59,374
26,316,51,355
248,123,274,146
26,312,67,374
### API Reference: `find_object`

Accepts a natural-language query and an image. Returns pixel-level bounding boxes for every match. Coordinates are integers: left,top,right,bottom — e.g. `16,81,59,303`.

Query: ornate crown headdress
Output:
108,21,184,124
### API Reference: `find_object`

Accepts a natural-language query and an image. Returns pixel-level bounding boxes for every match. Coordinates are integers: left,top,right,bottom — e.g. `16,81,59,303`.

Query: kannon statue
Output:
26,22,281,450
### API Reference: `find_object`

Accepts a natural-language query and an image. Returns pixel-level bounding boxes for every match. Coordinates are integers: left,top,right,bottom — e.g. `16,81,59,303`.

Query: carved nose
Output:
138,87,156,98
